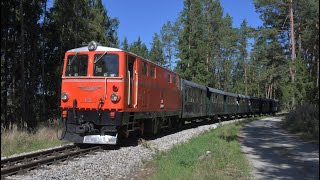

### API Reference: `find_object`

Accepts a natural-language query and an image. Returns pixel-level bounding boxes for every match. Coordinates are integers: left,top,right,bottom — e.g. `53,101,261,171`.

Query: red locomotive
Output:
60,41,278,145
60,41,182,144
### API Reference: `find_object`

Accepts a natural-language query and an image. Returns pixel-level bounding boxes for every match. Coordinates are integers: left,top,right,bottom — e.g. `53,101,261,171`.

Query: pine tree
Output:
160,21,177,70
202,0,224,88
129,36,149,59
177,0,208,85
217,13,239,91
121,37,129,51
149,33,166,66
234,19,249,95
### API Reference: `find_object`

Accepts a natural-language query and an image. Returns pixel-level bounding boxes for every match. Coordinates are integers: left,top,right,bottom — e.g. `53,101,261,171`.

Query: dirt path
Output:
240,117,319,180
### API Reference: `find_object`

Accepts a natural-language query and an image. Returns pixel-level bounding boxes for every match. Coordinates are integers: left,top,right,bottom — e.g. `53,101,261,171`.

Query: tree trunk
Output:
317,52,319,88
270,84,273,99
298,23,302,54
244,58,248,96
41,0,47,123
20,0,26,130
289,0,296,106
3,17,9,129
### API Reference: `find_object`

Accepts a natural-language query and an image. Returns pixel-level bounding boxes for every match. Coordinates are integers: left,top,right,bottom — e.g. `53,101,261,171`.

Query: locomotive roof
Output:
67,46,123,52
207,87,225,95
183,80,207,90
67,45,179,75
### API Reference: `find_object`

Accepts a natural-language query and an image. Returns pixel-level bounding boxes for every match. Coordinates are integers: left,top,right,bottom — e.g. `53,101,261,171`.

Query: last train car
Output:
60,41,182,145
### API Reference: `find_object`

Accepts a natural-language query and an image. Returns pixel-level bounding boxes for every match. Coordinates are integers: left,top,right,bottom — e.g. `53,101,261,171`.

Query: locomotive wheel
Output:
177,119,184,130
153,118,160,135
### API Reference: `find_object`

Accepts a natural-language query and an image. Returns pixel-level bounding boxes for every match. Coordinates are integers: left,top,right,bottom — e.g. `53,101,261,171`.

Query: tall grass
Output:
151,120,253,180
283,104,319,143
1,125,67,157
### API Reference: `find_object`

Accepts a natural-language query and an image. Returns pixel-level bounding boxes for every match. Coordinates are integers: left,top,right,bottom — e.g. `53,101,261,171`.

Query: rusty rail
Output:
1,145,101,177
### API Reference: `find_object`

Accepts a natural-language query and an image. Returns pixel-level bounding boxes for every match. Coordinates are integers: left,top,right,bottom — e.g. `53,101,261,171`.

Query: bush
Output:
283,104,319,142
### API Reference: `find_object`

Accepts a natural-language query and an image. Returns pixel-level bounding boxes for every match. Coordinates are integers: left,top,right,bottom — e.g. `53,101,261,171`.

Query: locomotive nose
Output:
60,79,105,109
60,78,124,110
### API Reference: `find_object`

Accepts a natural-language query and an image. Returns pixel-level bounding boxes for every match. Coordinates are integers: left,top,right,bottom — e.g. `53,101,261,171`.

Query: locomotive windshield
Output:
94,54,119,77
65,54,88,76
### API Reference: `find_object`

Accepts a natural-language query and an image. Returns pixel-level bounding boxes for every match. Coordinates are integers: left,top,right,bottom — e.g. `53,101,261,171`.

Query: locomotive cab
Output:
60,41,182,145
60,41,132,144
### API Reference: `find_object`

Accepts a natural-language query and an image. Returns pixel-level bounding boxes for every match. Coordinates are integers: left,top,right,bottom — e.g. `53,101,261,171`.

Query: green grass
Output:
1,126,68,157
150,118,256,180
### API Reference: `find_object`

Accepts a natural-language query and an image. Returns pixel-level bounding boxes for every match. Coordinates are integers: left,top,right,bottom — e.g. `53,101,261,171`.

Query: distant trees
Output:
1,0,119,130
253,0,319,108
128,36,149,59
174,0,318,109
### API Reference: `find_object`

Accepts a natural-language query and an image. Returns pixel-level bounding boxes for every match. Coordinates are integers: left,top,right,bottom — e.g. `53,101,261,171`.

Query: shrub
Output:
283,104,319,142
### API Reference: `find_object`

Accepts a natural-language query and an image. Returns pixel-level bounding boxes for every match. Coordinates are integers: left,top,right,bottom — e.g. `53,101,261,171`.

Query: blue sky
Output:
103,0,263,49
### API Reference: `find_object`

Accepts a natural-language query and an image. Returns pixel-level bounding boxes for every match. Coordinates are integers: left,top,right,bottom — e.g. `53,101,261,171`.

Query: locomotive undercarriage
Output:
61,109,181,145
62,110,125,144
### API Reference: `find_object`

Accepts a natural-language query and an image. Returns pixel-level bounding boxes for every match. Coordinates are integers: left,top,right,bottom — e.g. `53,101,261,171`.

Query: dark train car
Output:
224,92,238,116
237,94,250,115
270,99,279,114
249,96,260,114
60,42,182,144
181,79,207,119
206,87,225,117
261,98,271,114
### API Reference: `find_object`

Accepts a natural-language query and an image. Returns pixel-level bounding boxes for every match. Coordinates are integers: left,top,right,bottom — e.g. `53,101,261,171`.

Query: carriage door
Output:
127,56,137,108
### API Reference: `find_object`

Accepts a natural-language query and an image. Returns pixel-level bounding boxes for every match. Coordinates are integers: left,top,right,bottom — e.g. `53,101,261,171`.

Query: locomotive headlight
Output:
110,93,119,102
61,92,69,102
88,41,97,51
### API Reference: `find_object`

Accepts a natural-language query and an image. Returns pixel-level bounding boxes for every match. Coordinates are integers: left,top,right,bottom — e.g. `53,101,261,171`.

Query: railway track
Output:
1,144,102,178
1,113,287,178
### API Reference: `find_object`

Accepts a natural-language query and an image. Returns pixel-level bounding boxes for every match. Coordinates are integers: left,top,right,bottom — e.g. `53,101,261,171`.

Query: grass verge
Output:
150,118,256,180
1,126,68,157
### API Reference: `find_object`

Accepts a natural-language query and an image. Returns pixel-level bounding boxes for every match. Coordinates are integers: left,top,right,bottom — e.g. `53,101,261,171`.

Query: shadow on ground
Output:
240,117,319,180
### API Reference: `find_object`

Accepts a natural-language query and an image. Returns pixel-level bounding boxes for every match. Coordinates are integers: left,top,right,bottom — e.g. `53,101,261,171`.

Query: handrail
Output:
134,70,138,108
128,70,130,105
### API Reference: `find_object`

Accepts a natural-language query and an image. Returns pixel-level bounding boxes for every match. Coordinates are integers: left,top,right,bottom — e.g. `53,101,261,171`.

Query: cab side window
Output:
150,66,155,78
142,61,147,75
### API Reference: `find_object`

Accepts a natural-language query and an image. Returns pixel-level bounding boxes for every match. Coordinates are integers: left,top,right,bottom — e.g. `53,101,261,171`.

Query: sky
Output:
103,0,263,49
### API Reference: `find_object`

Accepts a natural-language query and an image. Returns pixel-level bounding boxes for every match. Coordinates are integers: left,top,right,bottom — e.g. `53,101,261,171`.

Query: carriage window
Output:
142,62,147,75
150,66,155,78
167,73,171,83
65,54,88,76
177,77,179,87
94,54,119,77
172,74,176,84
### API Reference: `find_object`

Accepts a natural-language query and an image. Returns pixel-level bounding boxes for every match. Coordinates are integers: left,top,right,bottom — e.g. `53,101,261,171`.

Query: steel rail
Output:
1,145,101,177
1,144,77,166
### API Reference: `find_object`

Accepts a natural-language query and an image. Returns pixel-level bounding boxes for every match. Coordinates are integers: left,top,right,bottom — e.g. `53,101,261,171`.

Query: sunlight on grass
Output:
151,119,255,180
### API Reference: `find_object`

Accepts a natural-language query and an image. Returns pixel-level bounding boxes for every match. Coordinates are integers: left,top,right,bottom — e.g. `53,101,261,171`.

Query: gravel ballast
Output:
9,118,247,180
